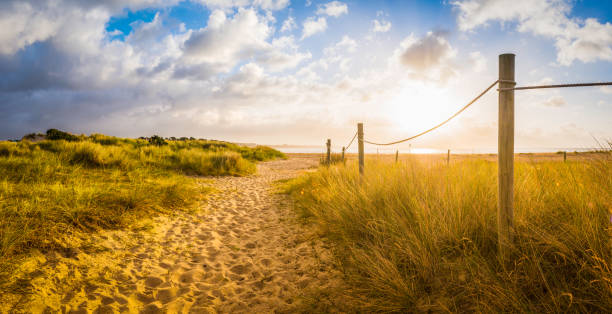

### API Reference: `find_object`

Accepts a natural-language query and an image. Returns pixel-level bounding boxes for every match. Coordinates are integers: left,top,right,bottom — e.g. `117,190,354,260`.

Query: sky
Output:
0,0,611,152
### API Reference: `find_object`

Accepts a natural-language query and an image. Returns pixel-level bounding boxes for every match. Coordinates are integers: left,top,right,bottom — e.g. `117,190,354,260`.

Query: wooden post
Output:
447,149,450,165
498,53,515,258
326,139,331,165
395,150,399,163
358,123,364,175
342,146,346,164
563,151,567,162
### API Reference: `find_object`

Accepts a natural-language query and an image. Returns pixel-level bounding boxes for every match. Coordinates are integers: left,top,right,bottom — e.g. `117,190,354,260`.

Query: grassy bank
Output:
284,154,611,312
0,133,284,292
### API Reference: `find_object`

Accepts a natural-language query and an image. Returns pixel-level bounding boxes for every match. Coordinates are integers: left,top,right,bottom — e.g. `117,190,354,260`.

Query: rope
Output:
363,80,500,146
345,132,357,149
498,81,612,91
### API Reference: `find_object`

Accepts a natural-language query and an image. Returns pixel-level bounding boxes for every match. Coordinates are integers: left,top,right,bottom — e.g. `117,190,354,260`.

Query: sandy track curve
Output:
5,157,345,313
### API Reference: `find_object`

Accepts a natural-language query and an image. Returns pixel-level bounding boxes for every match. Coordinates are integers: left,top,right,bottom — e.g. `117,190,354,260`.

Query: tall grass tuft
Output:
175,150,255,176
284,154,611,312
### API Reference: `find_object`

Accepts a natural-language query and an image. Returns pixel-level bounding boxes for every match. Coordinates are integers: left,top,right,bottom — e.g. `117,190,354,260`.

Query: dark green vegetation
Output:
0,131,285,290
284,154,611,312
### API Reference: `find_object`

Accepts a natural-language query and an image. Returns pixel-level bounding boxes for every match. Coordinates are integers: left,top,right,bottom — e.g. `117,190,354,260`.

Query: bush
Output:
46,129,79,142
148,135,168,146
89,133,120,146
22,133,45,141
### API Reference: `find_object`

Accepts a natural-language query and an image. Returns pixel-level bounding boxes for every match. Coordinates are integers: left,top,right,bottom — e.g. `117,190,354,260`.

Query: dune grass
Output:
0,134,284,293
319,153,345,166
284,153,611,312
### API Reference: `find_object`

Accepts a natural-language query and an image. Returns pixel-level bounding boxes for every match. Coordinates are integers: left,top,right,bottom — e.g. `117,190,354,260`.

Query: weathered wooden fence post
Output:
395,150,399,163
342,146,346,163
358,123,364,175
498,53,515,259
326,139,331,165
563,151,567,162
447,149,450,165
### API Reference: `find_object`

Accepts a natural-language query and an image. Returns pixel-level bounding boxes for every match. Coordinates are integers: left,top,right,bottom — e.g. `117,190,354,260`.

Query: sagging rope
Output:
364,79,500,146
345,132,357,149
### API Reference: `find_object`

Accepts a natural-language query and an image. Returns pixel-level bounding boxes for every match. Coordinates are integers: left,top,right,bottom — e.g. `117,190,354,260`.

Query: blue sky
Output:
0,0,611,151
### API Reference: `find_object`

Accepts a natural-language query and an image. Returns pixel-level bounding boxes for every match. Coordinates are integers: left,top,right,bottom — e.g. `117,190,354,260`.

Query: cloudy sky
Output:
1,0,611,151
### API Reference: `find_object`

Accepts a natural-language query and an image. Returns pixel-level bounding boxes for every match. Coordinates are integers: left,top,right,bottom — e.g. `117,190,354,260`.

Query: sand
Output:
3,157,346,313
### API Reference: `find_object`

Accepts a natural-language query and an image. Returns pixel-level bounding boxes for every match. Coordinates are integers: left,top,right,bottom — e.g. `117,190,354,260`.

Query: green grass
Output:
0,134,284,292
283,154,611,312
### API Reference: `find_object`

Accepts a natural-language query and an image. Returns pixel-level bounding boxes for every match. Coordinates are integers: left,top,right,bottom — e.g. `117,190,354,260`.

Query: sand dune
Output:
4,157,346,313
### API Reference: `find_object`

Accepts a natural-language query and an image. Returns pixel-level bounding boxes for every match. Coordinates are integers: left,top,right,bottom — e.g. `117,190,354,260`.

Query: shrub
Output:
22,133,45,141
46,129,79,142
148,135,168,146
89,133,120,146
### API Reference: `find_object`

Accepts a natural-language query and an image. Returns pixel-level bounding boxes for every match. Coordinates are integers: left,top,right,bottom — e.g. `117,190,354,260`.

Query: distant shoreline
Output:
270,145,603,154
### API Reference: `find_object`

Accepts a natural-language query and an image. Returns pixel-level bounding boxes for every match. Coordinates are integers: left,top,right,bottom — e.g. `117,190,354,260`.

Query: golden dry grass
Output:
283,152,611,312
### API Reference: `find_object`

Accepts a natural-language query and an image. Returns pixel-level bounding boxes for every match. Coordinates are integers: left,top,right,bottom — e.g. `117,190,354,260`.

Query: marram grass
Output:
0,136,284,294
284,155,611,313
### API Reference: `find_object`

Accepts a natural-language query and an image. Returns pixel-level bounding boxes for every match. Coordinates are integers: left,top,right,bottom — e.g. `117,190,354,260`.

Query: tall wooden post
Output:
358,123,364,175
342,146,346,163
563,151,567,162
326,139,331,165
498,53,515,258
395,150,399,163
447,149,450,165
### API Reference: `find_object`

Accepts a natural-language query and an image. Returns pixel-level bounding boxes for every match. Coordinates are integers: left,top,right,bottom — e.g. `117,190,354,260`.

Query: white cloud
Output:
0,0,183,56
541,96,566,107
107,29,123,36
184,9,271,69
257,36,312,71
253,0,290,11
452,0,612,65
468,51,486,73
196,0,289,10
316,1,348,18
392,31,458,83
372,19,392,33
600,86,612,94
281,16,297,32
0,2,73,55
183,9,310,76
301,16,327,39
324,35,357,56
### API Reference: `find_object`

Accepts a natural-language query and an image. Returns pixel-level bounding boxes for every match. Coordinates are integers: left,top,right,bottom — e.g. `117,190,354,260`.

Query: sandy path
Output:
5,157,345,313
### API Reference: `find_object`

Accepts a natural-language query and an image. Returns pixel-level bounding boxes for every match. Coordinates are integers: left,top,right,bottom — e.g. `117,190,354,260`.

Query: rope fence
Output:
363,80,501,146
321,53,610,259
345,132,357,149
499,81,612,91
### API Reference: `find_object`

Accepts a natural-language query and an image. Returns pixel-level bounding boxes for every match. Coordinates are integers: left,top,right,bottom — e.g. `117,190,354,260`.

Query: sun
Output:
385,83,458,136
